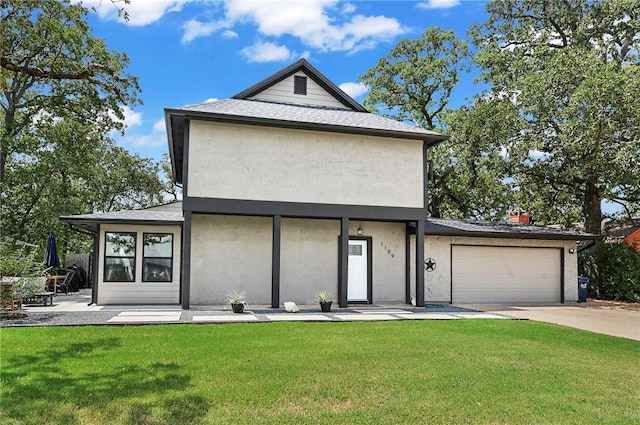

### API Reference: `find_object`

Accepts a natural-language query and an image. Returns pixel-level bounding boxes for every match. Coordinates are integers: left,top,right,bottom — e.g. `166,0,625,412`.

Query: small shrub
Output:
580,242,640,302
0,244,49,298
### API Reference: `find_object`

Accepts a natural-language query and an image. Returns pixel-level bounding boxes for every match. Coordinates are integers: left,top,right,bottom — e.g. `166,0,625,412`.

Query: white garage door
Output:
452,245,561,303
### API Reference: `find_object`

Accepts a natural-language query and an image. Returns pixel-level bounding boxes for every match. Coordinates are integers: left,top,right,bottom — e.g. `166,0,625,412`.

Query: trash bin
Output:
578,276,589,302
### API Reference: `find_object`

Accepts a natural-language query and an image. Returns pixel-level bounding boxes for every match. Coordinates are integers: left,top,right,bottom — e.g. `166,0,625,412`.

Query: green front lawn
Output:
1,321,638,424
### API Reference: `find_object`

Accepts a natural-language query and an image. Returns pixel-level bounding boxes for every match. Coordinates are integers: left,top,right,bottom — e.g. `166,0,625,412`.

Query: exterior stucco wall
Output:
190,214,272,305
97,224,182,305
410,235,579,303
187,121,424,208
280,218,340,304
188,215,410,306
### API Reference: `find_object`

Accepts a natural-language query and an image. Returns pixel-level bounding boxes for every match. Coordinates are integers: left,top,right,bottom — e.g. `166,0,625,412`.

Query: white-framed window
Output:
104,232,136,282
142,233,173,282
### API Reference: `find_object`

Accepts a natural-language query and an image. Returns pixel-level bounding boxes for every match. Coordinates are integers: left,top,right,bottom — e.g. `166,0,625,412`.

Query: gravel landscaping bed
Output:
0,311,120,327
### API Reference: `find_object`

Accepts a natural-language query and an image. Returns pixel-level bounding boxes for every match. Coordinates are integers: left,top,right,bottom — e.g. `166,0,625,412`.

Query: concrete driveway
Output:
458,303,640,341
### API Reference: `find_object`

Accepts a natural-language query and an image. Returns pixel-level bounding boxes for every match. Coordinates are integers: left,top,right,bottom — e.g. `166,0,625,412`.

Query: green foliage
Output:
224,289,247,305
432,98,518,219
0,0,175,255
469,0,640,233
359,26,471,130
581,242,640,302
315,290,333,302
0,243,48,298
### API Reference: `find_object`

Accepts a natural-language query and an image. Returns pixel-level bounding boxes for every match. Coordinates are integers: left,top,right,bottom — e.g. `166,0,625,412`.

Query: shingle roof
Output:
60,205,183,234
61,210,183,222
174,98,444,140
424,218,596,240
165,59,448,184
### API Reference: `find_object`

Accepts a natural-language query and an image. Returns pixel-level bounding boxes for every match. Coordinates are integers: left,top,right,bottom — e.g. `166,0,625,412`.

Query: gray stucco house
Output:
62,59,594,307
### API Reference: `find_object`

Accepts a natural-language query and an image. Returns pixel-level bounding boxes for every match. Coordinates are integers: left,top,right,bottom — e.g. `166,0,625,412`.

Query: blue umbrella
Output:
44,231,60,269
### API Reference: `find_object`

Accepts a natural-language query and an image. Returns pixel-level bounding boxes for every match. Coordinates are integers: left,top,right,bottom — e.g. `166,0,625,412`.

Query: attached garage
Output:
451,245,561,303
410,218,597,305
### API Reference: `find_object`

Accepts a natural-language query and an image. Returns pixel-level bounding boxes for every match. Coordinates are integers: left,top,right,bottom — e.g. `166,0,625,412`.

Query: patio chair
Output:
56,270,75,296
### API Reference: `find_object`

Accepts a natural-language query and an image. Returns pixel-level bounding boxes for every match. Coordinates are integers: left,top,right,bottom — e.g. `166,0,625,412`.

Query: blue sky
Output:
81,0,490,162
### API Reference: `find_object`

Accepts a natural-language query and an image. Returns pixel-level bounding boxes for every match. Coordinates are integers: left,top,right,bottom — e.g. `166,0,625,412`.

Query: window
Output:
348,244,362,256
104,232,136,282
143,233,173,282
294,75,307,95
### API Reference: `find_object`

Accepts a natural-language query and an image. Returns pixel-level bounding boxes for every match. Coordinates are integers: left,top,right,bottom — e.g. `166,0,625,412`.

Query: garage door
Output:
452,245,561,303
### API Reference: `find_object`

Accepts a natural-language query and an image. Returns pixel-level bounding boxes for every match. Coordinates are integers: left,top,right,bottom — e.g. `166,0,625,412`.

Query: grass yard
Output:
1,320,639,425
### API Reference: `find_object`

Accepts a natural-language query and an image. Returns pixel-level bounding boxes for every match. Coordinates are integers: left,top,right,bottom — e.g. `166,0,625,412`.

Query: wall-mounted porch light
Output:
357,224,363,236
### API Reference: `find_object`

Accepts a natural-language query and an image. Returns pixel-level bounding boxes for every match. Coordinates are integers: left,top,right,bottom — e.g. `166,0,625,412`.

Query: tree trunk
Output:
584,176,602,236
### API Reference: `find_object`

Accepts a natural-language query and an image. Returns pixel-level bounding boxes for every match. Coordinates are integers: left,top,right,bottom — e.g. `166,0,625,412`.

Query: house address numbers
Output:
380,241,395,258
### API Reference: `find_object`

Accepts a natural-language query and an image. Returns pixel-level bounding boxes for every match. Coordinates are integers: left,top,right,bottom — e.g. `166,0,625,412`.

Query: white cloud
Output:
153,119,166,132
339,82,367,99
241,41,292,63
123,106,142,127
79,0,195,26
184,0,406,53
203,98,218,103
115,106,142,128
221,30,239,39
123,134,166,148
416,0,461,9
182,19,227,44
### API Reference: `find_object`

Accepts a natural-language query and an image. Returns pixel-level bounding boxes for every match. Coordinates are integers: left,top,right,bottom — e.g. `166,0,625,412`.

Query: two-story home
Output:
166,59,445,309
62,59,594,307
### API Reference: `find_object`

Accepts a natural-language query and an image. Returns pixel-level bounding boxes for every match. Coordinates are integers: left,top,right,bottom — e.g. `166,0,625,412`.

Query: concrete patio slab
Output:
192,315,260,322
266,314,332,321
352,309,411,314
396,313,459,320
108,312,182,323
334,314,397,321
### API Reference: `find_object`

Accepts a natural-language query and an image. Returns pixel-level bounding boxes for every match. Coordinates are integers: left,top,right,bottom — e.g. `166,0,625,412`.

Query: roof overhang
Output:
414,219,599,241
61,217,183,235
423,228,598,241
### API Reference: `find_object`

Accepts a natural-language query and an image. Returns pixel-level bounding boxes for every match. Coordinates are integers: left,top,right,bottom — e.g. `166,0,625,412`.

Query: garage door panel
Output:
452,245,560,303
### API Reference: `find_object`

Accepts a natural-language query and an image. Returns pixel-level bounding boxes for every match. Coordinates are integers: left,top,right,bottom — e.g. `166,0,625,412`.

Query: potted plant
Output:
225,290,247,313
315,290,333,312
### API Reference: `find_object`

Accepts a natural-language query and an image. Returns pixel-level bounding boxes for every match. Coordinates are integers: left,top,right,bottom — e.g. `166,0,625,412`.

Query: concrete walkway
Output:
7,289,505,327
11,290,639,341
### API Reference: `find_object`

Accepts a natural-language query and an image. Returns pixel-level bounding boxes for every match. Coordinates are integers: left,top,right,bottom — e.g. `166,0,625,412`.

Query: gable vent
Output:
294,75,307,95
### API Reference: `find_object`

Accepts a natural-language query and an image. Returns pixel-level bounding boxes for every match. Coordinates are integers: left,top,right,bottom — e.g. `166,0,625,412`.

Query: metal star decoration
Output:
424,258,436,272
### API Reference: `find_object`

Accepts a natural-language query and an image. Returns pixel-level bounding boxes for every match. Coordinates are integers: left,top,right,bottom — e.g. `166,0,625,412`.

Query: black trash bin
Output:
578,276,589,302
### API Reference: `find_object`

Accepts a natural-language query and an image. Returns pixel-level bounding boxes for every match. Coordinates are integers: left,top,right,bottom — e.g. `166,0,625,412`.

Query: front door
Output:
347,239,369,302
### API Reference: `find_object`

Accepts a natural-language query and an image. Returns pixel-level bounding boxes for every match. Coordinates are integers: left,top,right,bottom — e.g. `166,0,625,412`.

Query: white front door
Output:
347,239,368,302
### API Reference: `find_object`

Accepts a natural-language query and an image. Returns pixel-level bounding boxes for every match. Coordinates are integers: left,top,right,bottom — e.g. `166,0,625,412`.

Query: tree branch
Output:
1,57,127,102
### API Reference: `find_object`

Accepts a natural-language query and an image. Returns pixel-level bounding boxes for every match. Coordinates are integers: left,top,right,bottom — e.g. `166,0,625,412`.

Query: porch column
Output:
91,224,100,305
415,219,425,307
181,211,192,309
271,215,281,308
338,217,349,308
405,223,411,304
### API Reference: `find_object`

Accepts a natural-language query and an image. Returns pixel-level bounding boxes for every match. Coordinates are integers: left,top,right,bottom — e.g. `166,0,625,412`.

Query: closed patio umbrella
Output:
44,231,60,269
